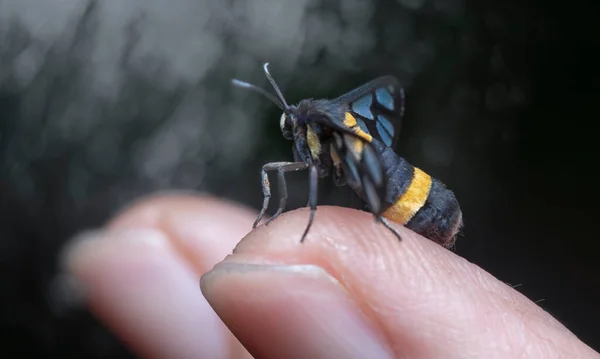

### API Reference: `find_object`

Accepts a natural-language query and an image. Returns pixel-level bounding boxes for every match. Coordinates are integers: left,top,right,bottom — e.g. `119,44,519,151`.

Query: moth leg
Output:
300,165,318,243
254,162,308,229
264,162,309,226
376,215,403,241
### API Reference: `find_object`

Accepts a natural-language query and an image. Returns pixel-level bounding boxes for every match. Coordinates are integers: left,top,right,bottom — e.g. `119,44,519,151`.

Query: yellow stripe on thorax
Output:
306,125,322,159
382,167,432,225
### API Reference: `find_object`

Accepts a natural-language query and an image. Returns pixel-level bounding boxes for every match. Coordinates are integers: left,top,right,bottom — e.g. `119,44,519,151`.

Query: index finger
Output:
201,206,599,359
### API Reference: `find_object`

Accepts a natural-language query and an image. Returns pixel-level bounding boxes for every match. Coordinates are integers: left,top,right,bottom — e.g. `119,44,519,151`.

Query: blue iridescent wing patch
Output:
376,115,394,146
375,88,394,111
333,76,405,148
377,114,394,135
351,94,374,120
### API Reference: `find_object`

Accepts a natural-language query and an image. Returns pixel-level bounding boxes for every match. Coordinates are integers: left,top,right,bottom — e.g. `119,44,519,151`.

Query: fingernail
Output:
204,262,342,283
201,262,394,359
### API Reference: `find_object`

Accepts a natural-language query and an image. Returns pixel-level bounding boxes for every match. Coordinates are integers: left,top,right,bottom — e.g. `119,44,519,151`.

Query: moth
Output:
232,63,462,247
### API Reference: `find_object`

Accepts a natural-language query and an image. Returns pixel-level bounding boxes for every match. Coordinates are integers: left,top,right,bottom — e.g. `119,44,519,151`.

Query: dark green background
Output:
1,0,598,356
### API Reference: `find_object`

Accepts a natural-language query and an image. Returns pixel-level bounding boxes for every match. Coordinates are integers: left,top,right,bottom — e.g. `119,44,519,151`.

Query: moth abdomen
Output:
373,142,462,246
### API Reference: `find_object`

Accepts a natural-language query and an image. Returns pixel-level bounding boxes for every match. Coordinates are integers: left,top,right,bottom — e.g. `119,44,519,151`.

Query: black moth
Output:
232,63,462,247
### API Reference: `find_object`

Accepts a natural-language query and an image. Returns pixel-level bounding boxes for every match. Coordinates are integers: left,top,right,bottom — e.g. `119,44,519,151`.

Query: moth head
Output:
279,105,299,140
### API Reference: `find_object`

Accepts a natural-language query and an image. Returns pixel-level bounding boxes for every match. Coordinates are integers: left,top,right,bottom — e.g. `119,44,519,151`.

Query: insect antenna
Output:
231,78,284,110
263,63,290,110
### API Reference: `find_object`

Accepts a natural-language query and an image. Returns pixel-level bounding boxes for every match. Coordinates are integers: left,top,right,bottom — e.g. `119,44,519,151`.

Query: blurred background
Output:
1,0,598,356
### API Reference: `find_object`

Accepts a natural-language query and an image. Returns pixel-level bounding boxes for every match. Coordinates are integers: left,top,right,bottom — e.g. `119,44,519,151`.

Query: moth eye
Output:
280,113,293,140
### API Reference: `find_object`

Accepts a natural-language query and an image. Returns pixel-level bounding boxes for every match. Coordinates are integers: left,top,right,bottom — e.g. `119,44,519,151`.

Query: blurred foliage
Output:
0,0,598,355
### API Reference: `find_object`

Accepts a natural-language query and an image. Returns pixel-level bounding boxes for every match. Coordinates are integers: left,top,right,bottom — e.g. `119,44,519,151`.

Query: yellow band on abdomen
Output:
382,167,432,225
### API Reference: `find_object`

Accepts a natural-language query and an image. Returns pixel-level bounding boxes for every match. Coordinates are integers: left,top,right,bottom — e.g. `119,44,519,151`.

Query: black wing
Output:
331,76,405,148
312,76,406,215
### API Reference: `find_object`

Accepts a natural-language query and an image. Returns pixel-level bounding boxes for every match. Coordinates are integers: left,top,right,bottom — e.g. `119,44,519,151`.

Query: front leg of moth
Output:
254,161,309,229
264,162,310,225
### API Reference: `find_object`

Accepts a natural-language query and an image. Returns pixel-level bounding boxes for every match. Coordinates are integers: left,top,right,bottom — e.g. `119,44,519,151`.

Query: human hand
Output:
62,193,599,359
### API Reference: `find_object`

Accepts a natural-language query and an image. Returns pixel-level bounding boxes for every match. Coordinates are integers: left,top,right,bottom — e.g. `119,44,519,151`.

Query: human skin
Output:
62,192,600,359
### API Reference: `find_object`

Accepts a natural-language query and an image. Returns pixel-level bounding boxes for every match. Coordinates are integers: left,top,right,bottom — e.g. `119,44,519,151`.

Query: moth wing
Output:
329,130,388,215
332,76,405,148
